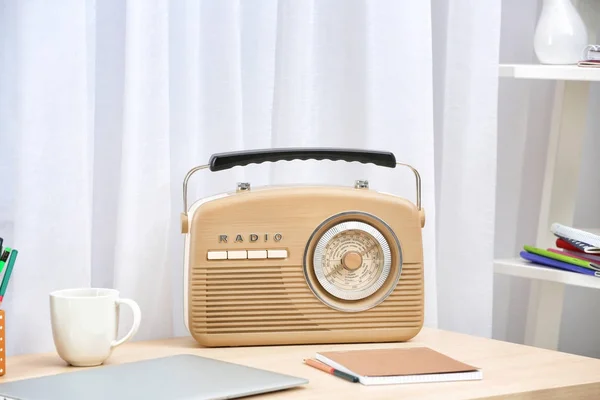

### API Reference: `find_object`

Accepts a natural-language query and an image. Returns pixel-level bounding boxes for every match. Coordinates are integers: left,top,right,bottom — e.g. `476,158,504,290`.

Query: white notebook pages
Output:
551,224,600,251
315,347,482,386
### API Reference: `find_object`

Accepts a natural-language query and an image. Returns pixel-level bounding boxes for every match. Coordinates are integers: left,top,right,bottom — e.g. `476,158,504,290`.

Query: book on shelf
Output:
548,248,600,265
551,223,600,251
583,46,600,58
577,60,600,68
519,224,600,277
579,45,600,67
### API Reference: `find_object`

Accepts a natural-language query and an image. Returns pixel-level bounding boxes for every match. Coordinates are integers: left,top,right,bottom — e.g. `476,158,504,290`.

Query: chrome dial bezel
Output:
313,221,392,301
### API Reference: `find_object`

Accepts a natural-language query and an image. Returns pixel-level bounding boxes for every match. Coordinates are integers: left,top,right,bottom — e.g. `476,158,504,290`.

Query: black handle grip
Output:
208,148,396,172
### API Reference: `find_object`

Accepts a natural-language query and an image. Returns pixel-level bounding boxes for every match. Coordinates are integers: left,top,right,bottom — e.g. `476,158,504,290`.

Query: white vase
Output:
534,0,588,64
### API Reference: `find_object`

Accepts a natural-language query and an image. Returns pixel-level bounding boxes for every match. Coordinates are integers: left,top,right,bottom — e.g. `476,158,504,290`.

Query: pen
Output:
0,249,18,306
303,358,359,383
0,248,10,275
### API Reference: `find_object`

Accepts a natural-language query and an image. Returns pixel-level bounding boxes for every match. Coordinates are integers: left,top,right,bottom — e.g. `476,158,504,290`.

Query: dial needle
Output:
361,243,377,257
325,263,343,278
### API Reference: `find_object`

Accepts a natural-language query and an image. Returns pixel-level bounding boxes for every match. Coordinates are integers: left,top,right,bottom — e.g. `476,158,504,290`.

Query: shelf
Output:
499,63,600,82
494,258,600,290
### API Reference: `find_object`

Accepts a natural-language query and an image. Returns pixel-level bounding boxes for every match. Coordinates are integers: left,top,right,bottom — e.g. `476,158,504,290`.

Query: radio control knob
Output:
354,180,369,189
237,182,251,192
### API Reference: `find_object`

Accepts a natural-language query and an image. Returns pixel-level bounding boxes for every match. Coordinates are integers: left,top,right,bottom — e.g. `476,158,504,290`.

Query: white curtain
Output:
433,0,501,337
0,0,499,356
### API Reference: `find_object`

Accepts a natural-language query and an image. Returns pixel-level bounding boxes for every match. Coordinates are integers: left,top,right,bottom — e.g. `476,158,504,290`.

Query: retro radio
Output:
181,148,425,347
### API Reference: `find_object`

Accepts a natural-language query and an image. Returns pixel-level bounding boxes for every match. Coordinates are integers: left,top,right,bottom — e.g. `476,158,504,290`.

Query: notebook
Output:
520,251,600,277
556,238,600,254
0,354,308,400
551,224,600,251
577,60,600,67
582,44,600,61
315,347,481,385
524,245,600,272
548,248,600,267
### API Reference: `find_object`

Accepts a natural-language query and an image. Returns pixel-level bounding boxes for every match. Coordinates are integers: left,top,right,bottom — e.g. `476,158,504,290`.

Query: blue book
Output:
520,251,600,277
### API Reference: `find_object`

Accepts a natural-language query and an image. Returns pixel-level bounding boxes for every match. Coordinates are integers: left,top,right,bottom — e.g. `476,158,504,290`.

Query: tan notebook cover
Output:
317,347,478,377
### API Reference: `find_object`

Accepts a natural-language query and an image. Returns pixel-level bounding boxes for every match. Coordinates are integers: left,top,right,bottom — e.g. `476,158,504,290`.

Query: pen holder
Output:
0,310,5,376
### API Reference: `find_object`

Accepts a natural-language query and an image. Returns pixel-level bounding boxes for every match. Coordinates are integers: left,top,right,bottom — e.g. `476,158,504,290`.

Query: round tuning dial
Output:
314,221,391,301
304,212,402,312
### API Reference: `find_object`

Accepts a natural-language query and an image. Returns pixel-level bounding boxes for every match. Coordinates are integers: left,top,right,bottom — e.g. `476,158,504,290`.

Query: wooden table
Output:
3,328,600,399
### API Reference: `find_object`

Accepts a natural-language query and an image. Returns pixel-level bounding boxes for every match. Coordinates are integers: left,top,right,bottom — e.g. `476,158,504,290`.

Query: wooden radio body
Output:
181,149,425,347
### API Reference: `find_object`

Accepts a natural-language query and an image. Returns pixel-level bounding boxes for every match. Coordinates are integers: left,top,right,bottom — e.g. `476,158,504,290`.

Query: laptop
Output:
0,354,308,400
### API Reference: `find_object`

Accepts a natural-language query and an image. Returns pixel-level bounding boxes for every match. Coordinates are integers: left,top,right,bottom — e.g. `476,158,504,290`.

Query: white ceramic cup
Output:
49,288,141,367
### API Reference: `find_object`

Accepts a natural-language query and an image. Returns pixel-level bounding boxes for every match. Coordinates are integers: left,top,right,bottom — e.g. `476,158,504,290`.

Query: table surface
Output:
3,327,600,400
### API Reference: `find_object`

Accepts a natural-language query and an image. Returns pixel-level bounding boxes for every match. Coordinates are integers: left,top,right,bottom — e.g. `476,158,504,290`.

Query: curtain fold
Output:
0,0,95,354
435,0,501,337
113,0,174,341
0,0,500,355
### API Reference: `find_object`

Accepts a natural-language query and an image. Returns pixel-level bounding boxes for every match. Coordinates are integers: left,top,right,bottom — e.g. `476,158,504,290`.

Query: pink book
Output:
548,248,600,264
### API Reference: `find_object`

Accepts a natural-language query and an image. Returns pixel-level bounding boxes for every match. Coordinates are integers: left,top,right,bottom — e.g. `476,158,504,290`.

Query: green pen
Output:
0,249,18,305
0,248,10,275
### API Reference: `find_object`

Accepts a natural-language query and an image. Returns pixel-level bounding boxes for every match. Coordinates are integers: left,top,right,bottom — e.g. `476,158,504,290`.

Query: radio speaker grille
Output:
189,263,422,335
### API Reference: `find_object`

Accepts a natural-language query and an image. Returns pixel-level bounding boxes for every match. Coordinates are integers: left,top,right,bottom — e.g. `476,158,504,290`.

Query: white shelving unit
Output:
496,63,599,350
500,64,600,81
495,259,600,291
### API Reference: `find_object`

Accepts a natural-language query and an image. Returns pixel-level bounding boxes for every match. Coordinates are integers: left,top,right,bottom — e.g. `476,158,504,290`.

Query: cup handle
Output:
111,298,142,348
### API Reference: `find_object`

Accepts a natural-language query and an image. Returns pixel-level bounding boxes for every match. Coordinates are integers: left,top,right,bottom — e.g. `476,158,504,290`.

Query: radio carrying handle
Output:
182,148,422,218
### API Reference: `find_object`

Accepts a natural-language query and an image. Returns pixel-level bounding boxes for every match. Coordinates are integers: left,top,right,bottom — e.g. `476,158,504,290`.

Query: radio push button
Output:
267,249,288,259
247,250,268,259
207,251,227,260
227,250,247,260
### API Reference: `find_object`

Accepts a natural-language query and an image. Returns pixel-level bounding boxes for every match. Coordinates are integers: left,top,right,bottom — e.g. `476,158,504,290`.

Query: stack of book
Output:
578,45,600,67
520,223,600,277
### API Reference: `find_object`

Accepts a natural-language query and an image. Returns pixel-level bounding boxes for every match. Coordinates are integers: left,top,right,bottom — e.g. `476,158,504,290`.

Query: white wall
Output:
493,0,600,358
